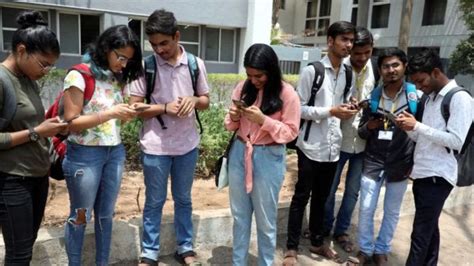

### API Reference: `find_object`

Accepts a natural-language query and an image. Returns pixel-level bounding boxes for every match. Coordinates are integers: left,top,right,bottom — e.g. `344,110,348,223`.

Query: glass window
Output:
205,28,219,61
220,29,234,62
351,7,358,25
80,15,100,54
305,0,331,37
371,4,390,28
59,14,79,54
319,0,332,17
281,0,286,10
422,0,447,26
2,7,48,51
306,1,318,18
178,25,199,42
305,20,316,36
317,19,330,36
182,44,199,55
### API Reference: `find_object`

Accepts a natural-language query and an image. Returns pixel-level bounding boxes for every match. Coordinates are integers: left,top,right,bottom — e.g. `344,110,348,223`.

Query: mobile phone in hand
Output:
357,99,370,109
133,105,151,112
385,112,398,124
232,99,248,109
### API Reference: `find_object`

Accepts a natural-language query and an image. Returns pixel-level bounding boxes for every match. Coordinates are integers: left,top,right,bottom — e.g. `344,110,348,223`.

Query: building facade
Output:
0,0,273,73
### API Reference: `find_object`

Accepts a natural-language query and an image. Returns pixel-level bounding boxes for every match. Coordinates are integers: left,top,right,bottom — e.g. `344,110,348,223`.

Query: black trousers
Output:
286,149,338,249
406,176,453,266
0,175,49,265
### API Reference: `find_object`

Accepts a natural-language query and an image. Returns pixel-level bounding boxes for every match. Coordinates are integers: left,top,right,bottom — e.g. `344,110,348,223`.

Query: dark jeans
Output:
406,176,453,266
286,149,338,249
0,174,49,265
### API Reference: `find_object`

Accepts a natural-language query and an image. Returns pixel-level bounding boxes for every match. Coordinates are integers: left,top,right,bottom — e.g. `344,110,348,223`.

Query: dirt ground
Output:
43,154,303,227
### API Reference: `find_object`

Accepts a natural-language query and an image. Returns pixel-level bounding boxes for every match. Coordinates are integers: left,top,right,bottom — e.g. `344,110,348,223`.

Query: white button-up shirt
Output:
340,59,376,154
296,56,352,162
408,80,473,186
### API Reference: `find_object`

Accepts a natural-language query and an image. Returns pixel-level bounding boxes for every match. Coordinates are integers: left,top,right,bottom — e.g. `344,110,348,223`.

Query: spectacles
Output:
113,49,132,65
32,54,55,73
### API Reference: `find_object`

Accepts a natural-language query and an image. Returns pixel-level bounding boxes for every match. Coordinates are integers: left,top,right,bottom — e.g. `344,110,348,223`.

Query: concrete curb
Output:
1,184,472,265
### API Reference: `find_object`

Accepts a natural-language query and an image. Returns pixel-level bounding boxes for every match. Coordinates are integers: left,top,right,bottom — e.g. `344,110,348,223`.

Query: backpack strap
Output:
68,64,96,104
405,82,418,115
370,85,383,113
144,55,167,130
186,52,203,134
343,64,353,102
302,61,325,141
0,68,17,131
370,57,380,85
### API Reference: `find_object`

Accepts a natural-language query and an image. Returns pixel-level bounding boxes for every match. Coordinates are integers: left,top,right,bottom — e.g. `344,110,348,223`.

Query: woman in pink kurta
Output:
224,43,300,266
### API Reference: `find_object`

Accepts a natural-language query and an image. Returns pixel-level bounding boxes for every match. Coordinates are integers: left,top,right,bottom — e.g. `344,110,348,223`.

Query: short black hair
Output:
377,48,407,68
145,9,178,36
327,21,355,40
406,49,444,75
354,26,373,47
12,10,60,57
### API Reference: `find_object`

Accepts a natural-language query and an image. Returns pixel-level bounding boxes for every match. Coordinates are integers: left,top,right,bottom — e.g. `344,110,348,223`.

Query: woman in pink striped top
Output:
224,43,301,266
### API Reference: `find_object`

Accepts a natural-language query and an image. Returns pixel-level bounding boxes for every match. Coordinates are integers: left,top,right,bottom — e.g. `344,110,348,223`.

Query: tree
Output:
449,0,474,75
272,0,281,28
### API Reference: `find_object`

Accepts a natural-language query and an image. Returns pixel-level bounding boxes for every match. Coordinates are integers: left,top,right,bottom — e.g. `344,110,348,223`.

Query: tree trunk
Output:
272,0,281,28
398,0,413,53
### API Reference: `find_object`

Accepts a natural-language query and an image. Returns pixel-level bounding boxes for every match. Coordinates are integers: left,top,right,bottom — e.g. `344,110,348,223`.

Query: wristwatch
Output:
28,127,40,142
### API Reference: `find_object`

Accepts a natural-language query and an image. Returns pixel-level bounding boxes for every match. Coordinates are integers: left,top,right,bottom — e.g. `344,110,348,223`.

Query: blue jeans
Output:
140,148,198,261
358,174,407,256
229,140,286,266
63,142,125,266
324,151,364,236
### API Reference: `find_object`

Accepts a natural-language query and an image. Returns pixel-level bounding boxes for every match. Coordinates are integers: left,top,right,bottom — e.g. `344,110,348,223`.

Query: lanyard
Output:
355,66,368,101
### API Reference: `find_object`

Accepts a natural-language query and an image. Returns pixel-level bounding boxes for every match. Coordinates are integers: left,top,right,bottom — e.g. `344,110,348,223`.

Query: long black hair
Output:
12,10,60,56
241,43,283,115
86,25,143,84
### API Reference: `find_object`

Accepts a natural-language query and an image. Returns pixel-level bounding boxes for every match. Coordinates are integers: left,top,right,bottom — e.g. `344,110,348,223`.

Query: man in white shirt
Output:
283,21,358,265
397,49,472,266
324,26,377,253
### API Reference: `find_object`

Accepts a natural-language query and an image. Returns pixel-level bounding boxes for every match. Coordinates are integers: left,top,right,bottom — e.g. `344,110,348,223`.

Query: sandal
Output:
346,251,371,266
138,257,158,266
309,244,344,263
334,233,355,253
282,249,298,266
174,251,201,266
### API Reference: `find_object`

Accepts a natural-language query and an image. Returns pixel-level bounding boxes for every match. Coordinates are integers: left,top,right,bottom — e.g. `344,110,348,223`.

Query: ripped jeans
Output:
62,142,125,266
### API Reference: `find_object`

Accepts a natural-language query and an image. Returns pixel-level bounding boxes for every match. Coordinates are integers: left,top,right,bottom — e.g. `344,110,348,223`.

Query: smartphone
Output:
357,99,370,109
232,99,248,108
133,105,151,112
59,114,80,124
385,112,398,124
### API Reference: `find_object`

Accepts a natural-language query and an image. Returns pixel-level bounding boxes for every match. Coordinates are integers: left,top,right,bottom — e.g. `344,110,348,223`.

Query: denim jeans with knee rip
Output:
140,148,198,261
63,142,125,266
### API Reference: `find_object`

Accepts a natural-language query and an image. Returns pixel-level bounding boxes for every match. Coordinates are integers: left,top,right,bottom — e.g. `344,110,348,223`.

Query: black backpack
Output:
440,87,473,187
287,61,352,149
0,68,17,131
144,52,203,133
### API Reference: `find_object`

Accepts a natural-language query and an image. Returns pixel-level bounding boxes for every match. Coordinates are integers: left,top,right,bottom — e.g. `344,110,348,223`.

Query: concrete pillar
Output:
239,0,272,73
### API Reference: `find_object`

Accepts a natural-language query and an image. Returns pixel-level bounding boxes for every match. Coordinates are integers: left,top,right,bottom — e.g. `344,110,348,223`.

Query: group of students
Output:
0,8,471,266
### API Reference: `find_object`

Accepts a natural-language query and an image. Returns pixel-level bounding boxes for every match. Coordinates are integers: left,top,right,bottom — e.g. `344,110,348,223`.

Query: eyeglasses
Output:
113,49,132,65
31,54,55,73
381,62,401,70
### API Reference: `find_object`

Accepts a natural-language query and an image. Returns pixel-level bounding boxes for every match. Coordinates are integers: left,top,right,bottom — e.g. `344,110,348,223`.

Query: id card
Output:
378,130,393,140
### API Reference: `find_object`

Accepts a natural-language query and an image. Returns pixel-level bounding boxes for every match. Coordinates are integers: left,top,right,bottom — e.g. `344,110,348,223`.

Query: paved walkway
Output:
121,203,474,266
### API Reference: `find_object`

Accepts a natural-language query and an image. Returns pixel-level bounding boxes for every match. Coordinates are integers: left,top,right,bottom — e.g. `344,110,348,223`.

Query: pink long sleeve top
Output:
224,81,301,193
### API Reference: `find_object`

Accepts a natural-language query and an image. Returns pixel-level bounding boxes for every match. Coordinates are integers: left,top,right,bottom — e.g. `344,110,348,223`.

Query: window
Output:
422,0,447,26
1,7,48,51
351,0,358,26
280,0,286,10
58,13,100,54
128,19,143,50
205,27,235,63
178,25,200,56
371,0,390,29
305,0,332,37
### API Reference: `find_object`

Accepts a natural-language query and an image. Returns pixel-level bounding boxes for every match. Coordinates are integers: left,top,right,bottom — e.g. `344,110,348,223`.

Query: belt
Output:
236,135,280,146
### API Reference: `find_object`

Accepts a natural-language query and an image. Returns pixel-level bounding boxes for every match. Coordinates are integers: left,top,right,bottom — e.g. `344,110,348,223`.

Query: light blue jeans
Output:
324,151,364,236
140,148,198,261
228,140,286,266
358,174,408,256
63,142,125,266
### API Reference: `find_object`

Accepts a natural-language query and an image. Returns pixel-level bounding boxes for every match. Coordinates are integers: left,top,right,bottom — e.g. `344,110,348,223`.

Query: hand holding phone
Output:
232,99,248,109
385,112,398,124
133,105,151,112
357,99,370,110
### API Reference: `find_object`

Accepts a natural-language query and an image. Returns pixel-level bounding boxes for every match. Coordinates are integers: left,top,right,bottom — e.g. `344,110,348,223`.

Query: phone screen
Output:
232,99,248,108
134,105,151,112
385,112,398,123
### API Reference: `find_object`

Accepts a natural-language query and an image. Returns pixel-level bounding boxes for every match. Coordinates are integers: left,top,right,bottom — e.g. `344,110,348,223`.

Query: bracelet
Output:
164,103,168,114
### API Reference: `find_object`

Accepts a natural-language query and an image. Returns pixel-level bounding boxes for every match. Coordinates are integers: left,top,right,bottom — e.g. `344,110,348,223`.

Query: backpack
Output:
439,87,473,187
45,63,96,181
144,52,203,133
369,82,419,115
287,61,352,149
0,67,18,131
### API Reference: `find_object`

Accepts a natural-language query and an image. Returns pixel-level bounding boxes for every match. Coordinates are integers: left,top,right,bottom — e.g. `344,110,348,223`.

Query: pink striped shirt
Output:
224,81,300,192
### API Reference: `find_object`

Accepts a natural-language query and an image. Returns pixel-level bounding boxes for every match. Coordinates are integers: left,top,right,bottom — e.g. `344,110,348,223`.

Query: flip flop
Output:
282,249,298,266
309,244,345,263
174,251,202,266
334,234,355,253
